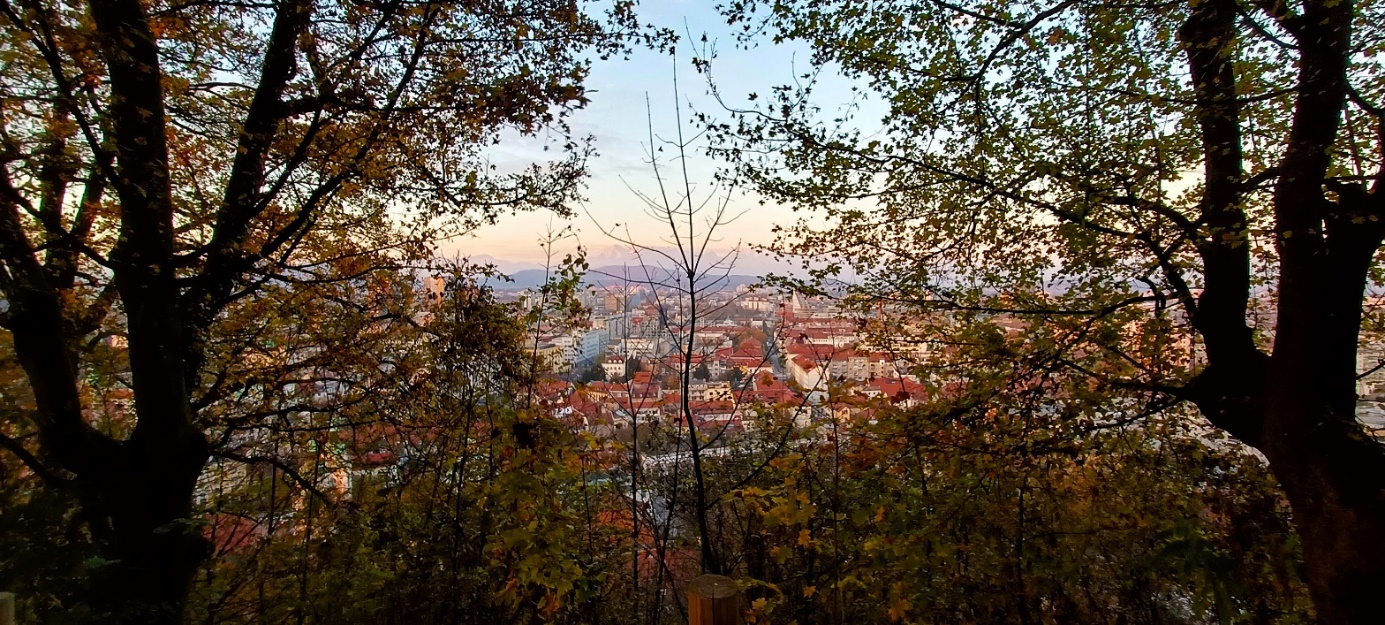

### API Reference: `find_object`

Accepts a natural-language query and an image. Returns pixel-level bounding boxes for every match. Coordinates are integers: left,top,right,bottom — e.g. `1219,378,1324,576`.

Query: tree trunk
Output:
84,439,210,624
1285,474,1385,624
1258,408,1385,625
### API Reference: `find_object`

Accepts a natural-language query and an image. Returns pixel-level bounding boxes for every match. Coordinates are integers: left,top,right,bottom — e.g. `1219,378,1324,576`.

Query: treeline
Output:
3,272,1308,624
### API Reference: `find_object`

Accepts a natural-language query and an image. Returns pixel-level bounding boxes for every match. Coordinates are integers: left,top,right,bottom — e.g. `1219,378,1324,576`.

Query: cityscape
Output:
3,1,1384,624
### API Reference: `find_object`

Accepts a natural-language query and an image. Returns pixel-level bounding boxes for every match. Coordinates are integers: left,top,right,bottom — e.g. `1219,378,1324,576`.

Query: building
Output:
533,342,570,374
602,355,628,380
577,326,609,365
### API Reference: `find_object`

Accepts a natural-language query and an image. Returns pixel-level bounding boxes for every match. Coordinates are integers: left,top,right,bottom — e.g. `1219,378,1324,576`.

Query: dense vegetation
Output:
0,282,1315,624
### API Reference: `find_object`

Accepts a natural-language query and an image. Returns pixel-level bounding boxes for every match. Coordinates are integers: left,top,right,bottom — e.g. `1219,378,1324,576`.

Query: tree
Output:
729,398,1310,625
709,0,1385,621
183,269,624,625
593,87,745,580
589,75,809,625
0,0,665,621
580,359,609,383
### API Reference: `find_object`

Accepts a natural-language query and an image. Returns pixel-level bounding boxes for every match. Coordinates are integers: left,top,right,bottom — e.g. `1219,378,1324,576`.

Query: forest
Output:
0,0,1382,624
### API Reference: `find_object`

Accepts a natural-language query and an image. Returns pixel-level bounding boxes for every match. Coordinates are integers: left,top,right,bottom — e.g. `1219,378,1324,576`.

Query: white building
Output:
577,327,609,365
602,355,627,380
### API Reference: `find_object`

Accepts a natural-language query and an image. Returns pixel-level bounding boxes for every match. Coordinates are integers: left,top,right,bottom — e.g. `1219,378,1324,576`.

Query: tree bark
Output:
1260,415,1385,625
1174,1,1385,621
66,0,214,620
82,447,210,624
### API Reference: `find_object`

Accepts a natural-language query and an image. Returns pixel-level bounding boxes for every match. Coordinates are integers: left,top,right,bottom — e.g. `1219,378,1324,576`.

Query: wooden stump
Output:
0,592,14,625
687,574,744,625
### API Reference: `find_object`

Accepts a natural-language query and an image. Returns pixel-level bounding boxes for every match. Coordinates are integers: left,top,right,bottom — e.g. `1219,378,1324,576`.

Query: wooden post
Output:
0,591,15,625
687,574,744,625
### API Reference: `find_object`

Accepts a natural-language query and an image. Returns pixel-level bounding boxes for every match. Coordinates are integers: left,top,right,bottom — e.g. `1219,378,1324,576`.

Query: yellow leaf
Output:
797,528,812,547
803,585,817,598
888,597,911,621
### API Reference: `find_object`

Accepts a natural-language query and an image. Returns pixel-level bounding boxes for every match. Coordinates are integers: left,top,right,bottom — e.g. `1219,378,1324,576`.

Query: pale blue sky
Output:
444,1,865,271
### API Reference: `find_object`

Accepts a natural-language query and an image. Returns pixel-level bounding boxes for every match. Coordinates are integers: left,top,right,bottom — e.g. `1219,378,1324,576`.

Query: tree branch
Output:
0,430,71,487
213,449,335,505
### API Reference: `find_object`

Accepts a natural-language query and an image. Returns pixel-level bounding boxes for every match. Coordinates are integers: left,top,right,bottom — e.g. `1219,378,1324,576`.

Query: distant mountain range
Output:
496,265,763,290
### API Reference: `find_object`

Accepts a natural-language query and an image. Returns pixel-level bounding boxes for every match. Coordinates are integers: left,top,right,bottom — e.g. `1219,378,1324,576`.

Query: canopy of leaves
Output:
706,0,1384,375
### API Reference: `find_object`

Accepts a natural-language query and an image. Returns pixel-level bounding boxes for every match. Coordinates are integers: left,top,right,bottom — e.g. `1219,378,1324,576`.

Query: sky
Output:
441,1,859,274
